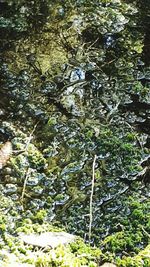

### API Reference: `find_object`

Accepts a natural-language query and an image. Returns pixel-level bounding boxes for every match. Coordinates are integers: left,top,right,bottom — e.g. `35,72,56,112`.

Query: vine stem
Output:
89,154,97,242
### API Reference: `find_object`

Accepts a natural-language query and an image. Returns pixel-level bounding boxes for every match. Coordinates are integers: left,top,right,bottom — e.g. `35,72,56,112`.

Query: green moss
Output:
27,144,46,170
102,197,150,264
116,245,150,267
126,132,137,141
32,210,47,223
70,239,101,258
0,215,7,233
16,219,64,235
34,239,101,267
0,217,101,267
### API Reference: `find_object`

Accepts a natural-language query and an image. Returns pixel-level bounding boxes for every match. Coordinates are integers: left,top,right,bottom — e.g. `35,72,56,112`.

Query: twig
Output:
20,167,31,210
89,154,97,242
124,121,143,149
86,38,99,52
24,122,39,152
20,123,39,210
141,226,150,238
13,122,39,157
107,100,121,121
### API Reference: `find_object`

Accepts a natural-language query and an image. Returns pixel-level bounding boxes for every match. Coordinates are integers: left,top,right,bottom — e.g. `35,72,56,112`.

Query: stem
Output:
89,154,97,242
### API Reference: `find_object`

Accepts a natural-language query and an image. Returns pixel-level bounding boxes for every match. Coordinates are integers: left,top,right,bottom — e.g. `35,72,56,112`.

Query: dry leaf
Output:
0,141,12,169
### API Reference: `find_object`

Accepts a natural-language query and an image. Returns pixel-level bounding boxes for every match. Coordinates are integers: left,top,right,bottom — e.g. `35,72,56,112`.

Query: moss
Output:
27,144,46,170
101,197,150,265
16,219,64,235
0,215,7,233
0,218,101,267
116,245,150,267
34,240,101,267
126,132,137,141
31,210,47,223
70,239,101,258
103,230,144,253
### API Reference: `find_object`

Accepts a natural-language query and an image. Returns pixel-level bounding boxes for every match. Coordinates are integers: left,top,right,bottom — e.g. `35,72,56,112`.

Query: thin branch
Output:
86,38,99,52
20,167,31,210
141,226,150,238
89,154,97,242
24,122,39,152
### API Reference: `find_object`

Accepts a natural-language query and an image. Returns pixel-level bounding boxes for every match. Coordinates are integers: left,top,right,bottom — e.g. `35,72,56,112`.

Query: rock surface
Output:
100,263,117,267
20,231,76,248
